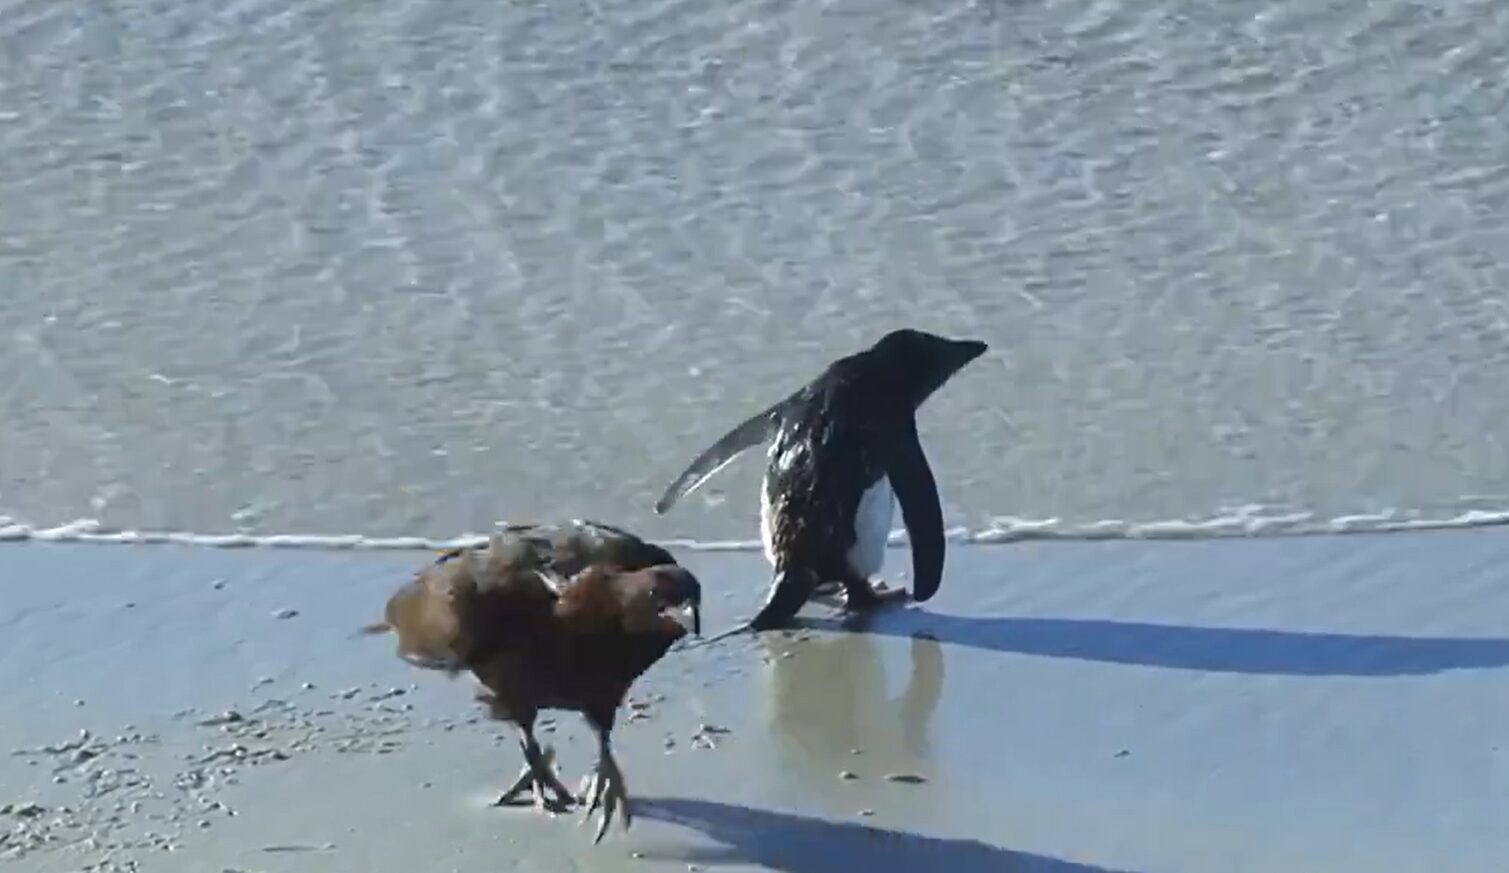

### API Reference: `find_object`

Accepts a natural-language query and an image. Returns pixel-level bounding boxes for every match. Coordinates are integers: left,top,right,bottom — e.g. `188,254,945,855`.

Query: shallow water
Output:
3,0,1508,544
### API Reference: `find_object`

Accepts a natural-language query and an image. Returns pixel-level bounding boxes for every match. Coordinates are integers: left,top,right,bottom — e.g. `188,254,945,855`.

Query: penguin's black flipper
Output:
886,423,946,602
654,398,787,515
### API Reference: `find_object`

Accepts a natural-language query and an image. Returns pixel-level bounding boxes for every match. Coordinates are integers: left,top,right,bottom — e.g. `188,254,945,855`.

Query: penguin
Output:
654,328,988,633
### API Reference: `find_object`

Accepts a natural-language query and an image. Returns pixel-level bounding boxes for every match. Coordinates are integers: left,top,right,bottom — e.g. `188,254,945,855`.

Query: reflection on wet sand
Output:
755,625,945,800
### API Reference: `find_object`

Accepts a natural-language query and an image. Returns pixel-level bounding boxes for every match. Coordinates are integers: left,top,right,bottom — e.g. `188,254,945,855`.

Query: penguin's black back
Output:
761,346,908,580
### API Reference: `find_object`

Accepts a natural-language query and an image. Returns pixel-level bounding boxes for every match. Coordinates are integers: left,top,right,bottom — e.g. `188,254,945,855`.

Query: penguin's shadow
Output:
809,604,1509,678
631,796,1140,873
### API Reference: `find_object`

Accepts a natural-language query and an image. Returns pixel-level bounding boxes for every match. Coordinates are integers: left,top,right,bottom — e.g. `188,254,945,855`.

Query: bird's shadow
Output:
805,606,1509,677
633,796,1137,873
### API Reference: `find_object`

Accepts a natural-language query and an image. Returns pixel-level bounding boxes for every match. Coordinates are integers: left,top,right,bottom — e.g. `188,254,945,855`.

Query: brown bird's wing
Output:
435,521,677,581
539,520,679,578
466,562,699,744
552,565,692,694
453,536,561,657
551,564,634,634
374,534,559,673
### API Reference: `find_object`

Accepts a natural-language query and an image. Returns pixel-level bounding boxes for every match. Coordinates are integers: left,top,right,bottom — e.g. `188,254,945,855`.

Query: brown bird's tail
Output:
353,620,393,639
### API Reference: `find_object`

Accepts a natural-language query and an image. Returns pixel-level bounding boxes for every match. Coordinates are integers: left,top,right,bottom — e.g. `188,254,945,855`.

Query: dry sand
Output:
3,531,1508,872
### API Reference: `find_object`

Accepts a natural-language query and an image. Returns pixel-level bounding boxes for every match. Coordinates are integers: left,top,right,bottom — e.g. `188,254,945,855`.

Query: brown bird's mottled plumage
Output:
362,521,700,842
439,518,679,579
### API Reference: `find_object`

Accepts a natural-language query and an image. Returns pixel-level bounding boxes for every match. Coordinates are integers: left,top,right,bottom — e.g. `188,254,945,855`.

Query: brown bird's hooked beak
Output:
656,565,702,637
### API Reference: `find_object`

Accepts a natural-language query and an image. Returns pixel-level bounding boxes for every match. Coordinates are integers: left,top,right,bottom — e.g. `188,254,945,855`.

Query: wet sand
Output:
3,531,1508,872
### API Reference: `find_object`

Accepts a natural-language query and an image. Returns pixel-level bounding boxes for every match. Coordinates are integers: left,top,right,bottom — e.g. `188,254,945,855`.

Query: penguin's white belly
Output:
847,476,894,579
759,483,778,567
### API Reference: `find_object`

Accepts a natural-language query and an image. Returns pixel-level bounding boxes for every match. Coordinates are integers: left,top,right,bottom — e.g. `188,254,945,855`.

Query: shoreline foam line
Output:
2,505,1509,554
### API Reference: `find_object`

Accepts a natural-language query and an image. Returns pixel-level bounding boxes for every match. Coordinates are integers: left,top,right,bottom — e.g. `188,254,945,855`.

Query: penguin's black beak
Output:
936,338,988,381
954,338,988,367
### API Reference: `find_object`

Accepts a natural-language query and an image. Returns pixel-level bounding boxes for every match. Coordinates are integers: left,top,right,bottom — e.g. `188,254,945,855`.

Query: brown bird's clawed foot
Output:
578,745,632,843
495,742,576,814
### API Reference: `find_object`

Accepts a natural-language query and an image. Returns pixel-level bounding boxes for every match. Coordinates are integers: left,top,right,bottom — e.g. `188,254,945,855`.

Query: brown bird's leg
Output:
577,709,631,843
494,720,576,814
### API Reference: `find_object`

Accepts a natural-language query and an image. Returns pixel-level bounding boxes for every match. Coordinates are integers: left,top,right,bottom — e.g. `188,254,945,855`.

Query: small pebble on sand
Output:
839,770,859,780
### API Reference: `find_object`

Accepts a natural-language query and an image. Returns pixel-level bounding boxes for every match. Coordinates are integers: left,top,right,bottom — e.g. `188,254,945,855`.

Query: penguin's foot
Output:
840,578,911,613
811,580,846,608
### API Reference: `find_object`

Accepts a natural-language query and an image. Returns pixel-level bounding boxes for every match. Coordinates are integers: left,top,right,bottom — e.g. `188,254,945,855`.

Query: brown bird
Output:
362,521,701,842
365,519,682,672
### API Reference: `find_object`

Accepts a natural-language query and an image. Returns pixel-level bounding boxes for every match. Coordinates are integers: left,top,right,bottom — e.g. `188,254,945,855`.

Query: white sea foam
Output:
3,504,1509,555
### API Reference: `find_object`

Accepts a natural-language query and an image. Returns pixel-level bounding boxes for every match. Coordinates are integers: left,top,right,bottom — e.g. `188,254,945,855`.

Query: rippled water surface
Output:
2,0,1508,542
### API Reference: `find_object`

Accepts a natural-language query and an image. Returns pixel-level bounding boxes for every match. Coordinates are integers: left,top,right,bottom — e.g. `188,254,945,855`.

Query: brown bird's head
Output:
650,564,703,636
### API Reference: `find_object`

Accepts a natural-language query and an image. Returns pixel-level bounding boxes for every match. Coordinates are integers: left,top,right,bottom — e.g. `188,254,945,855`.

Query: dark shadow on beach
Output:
801,608,1509,677
634,796,1138,873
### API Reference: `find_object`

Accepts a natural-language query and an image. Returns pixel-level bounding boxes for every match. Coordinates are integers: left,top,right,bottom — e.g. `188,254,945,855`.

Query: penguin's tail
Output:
747,565,819,631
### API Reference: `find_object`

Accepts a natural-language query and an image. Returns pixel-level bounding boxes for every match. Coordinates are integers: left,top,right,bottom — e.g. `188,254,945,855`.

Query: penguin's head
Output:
871,328,989,405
